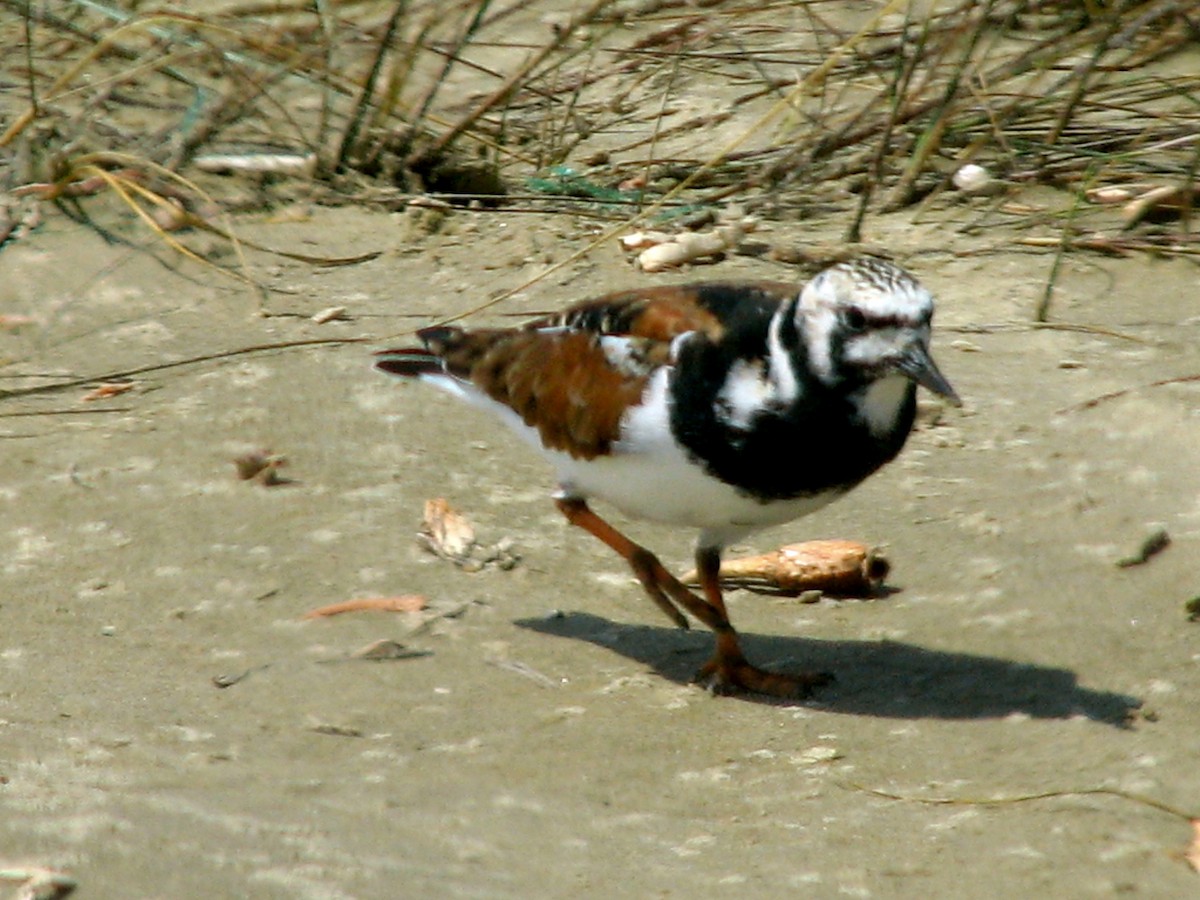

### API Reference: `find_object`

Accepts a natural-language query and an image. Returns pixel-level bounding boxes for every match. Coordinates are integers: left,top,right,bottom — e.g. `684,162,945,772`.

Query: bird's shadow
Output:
515,611,1140,728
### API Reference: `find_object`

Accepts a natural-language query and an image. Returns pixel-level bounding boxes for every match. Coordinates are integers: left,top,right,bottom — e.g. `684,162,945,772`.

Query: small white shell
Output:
952,163,992,193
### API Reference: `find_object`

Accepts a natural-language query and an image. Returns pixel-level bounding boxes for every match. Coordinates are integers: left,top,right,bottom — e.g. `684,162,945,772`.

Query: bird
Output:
375,256,960,699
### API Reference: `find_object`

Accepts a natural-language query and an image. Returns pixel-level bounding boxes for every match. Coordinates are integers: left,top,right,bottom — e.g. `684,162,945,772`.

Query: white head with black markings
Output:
795,257,959,406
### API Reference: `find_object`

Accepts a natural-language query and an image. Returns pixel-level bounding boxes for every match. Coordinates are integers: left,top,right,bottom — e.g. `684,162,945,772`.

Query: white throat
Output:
856,374,910,438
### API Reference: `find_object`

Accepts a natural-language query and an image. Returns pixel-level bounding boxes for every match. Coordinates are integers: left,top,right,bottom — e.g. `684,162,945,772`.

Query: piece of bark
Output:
682,540,889,597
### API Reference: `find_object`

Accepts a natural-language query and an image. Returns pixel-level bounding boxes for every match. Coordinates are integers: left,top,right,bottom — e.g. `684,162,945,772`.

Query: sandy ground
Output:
2,203,1199,898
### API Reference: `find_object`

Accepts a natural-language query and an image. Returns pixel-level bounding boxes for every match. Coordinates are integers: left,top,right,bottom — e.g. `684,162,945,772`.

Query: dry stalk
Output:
406,0,616,170
336,0,410,171
5,0,1200,282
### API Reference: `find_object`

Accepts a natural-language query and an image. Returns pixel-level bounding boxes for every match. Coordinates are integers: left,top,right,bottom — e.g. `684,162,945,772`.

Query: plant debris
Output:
486,657,560,688
80,382,134,402
4,0,1196,273
301,595,427,620
844,780,1200,873
1185,596,1200,623
1116,526,1171,568
232,449,289,486
311,723,363,738
351,639,428,661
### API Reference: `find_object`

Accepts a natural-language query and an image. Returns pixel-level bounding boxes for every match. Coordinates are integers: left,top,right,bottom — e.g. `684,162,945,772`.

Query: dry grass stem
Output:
1,0,1197,299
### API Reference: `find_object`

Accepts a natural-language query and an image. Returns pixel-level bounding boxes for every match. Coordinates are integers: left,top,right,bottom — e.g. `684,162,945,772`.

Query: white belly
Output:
555,448,840,544
416,369,843,548
550,369,842,546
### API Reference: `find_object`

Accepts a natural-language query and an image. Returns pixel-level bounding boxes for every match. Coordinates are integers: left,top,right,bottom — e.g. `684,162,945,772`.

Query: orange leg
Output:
556,498,832,699
691,547,833,698
555,497,696,630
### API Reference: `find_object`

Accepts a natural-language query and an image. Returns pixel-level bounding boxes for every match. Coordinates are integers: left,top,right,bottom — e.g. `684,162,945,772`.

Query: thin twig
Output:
0,339,364,401
1035,172,1093,322
883,0,999,212
1057,372,1200,414
411,0,493,131
407,0,615,169
336,0,409,171
842,781,1198,821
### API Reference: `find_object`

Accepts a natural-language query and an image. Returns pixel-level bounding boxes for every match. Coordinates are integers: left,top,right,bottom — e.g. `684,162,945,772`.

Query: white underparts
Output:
856,374,909,438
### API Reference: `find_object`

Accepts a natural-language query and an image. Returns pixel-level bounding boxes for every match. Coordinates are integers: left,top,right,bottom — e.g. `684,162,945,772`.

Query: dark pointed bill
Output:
895,344,961,407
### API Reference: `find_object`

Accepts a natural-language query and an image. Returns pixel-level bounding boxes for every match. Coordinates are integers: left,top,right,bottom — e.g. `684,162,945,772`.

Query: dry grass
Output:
2,0,1198,269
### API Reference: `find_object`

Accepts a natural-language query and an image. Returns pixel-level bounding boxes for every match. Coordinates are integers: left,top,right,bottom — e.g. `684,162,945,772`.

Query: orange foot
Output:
694,645,833,699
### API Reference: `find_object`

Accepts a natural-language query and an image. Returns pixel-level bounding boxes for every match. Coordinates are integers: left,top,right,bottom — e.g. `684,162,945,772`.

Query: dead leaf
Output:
1185,819,1200,873
300,595,427,620
80,382,135,402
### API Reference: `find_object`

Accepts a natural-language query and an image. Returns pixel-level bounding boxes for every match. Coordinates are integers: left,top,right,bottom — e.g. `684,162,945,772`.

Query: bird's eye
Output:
843,307,868,333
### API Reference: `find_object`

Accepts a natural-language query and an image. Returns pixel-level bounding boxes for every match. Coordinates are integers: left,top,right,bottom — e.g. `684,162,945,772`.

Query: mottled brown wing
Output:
414,281,798,461
527,281,797,342
417,326,649,461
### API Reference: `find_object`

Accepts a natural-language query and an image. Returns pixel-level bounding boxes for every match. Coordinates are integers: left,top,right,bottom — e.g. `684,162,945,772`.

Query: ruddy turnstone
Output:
375,256,960,698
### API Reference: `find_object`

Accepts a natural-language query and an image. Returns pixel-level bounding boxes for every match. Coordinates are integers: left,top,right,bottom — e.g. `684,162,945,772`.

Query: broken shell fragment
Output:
625,217,756,272
682,540,889,597
419,497,477,561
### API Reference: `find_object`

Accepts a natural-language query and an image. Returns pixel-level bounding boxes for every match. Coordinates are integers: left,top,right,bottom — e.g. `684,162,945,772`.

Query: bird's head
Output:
797,257,960,406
